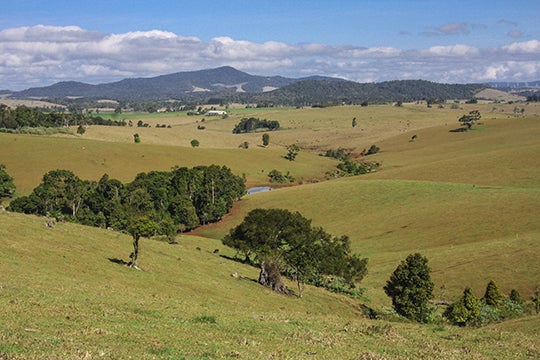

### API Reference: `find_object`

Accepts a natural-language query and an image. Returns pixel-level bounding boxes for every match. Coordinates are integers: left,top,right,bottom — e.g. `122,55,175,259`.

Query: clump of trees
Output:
223,208,368,297
285,144,300,161
444,280,527,327
458,110,481,130
8,166,245,234
232,117,280,134
0,104,126,130
267,169,294,183
322,147,380,177
0,164,16,204
384,253,434,323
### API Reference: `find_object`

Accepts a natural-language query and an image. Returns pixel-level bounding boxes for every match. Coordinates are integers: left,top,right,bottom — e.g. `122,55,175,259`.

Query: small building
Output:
204,110,227,116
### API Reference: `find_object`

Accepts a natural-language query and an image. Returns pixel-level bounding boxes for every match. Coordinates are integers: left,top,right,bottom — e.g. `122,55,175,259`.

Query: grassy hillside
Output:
193,114,540,305
1,211,538,359
0,133,337,195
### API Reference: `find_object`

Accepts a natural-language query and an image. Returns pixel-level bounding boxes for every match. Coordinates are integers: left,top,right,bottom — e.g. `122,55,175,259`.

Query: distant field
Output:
85,102,540,152
0,133,337,195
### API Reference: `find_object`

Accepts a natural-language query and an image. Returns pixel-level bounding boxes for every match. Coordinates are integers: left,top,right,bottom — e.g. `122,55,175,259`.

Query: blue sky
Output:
1,0,539,89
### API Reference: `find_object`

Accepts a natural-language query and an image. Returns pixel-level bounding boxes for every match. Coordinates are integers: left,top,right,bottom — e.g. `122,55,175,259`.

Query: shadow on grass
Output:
108,257,129,266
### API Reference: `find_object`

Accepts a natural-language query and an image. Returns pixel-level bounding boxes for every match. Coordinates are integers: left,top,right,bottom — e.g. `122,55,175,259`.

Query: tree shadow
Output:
108,257,128,266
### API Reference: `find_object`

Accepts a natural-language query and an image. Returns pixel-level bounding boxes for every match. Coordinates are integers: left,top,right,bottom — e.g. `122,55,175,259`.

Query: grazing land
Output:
1,102,539,358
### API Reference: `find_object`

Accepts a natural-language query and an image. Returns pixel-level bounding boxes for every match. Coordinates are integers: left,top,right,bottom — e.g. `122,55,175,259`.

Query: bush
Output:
268,169,294,183
190,139,200,147
133,133,141,143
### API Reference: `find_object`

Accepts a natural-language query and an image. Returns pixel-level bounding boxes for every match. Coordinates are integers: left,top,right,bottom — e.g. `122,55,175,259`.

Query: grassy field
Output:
1,211,538,359
1,103,540,358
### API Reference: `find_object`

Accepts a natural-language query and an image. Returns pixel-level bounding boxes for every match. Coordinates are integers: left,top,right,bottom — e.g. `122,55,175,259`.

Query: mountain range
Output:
3,66,535,105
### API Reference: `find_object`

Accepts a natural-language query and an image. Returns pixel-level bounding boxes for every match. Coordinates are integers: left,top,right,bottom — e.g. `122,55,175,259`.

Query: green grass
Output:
1,211,538,359
1,104,540,358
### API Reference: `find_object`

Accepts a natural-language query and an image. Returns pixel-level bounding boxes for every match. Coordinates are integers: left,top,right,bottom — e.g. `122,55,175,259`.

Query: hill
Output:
1,211,538,358
7,66,486,104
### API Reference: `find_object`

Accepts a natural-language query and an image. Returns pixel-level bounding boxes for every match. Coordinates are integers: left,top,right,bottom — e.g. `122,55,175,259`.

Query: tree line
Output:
232,117,280,134
8,165,246,235
0,105,126,130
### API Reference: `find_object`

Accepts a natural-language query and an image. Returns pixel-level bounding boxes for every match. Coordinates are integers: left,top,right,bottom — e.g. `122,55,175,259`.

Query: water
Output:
247,186,274,195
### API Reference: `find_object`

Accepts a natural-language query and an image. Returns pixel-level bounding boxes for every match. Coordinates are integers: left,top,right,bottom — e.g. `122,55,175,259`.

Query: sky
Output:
1,0,539,90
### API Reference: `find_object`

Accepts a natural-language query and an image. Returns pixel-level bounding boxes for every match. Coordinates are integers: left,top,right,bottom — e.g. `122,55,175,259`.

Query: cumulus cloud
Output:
0,25,539,90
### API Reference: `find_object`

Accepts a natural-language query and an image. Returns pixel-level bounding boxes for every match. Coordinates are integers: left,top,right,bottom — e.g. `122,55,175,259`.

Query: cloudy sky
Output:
1,0,539,90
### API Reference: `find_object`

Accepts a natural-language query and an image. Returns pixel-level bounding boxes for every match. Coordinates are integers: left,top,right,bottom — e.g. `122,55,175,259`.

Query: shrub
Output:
190,139,200,147
444,287,480,326
133,133,141,143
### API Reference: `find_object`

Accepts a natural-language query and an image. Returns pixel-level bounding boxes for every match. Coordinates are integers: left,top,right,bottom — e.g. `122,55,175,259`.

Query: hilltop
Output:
4,66,489,104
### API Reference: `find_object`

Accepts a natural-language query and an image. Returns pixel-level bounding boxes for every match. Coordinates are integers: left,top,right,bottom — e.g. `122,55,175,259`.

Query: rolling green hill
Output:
1,211,538,359
1,105,539,358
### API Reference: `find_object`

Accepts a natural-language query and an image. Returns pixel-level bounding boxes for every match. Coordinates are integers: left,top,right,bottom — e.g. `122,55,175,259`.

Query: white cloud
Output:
0,25,539,90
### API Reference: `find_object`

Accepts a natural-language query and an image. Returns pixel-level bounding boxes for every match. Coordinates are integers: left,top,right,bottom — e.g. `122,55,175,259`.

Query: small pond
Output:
247,186,274,195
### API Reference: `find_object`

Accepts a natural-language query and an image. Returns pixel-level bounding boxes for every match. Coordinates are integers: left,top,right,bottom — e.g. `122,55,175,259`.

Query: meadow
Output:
1,102,539,358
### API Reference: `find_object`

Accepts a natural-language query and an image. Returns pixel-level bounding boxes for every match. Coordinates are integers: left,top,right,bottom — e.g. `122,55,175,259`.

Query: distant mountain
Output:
9,66,488,104
12,66,341,101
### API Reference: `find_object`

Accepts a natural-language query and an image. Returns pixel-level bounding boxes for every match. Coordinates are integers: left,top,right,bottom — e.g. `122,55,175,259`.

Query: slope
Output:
1,211,538,359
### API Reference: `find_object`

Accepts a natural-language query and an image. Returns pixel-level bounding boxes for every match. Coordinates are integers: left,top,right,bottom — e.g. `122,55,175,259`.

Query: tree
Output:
384,253,434,322
483,280,503,306
262,133,270,147
133,133,141,143
223,208,367,297
126,216,159,269
190,139,200,147
458,110,481,129
351,117,357,128
77,124,86,136
285,144,300,161
0,164,16,203
445,287,480,326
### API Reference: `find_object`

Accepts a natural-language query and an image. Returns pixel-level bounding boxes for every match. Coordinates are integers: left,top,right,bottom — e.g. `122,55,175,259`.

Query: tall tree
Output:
384,253,434,322
262,133,270,147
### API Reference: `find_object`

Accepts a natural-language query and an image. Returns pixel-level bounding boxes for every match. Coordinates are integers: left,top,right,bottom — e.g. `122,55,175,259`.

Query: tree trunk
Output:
129,236,140,269
258,260,290,295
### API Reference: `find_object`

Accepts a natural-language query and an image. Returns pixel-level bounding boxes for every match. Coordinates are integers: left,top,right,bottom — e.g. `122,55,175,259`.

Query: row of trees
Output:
383,253,534,326
232,117,280,134
0,105,126,129
8,166,246,235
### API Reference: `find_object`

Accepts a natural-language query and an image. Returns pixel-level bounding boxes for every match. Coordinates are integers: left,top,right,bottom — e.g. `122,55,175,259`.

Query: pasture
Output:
1,102,540,358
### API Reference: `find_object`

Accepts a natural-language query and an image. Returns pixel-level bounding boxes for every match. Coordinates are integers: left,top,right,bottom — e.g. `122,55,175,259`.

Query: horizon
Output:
1,0,539,90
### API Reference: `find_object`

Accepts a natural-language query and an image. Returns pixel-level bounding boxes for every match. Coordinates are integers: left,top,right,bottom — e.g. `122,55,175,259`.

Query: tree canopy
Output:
384,253,434,322
8,165,245,234
223,208,367,297
0,164,16,202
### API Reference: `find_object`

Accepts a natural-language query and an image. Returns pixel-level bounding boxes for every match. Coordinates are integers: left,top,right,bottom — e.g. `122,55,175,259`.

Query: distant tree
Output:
77,124,86,136
384,253,434,322
126,216,159,269
133,133,141,143
366,145,380,155
285,144,300,161
532,288,540,314
0,164,16,203
223,208,367,297
360,101,368,107
445,287,480,326
190,139,200,148
262,133,270,147
458,110,481,129
482,280,503,306
352,117,357,128
508,289,523,305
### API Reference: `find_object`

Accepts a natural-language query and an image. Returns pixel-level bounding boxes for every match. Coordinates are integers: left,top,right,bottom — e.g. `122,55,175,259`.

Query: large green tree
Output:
223,208,367,297
0,164,16,203
384,253,434,322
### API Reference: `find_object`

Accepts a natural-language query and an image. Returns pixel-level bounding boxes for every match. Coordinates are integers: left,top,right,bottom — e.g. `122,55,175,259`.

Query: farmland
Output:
1,102,539,358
